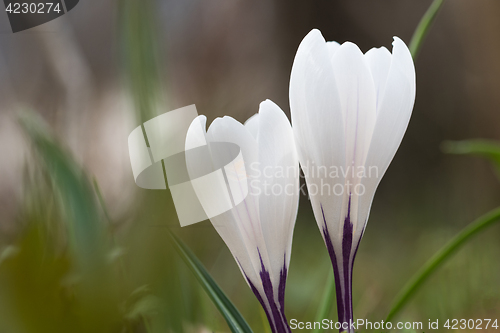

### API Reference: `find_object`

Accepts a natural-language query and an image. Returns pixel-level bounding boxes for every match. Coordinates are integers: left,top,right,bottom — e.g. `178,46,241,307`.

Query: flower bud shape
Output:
185,100,300,333
289,29,416,332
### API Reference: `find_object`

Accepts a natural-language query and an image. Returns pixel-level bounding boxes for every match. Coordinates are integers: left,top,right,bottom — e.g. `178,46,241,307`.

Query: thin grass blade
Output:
19,112,106,272
312,273,336,333
409,0,446,59
386,206,500,322
119,0,162,124
442,139,500,180
167,230,254,333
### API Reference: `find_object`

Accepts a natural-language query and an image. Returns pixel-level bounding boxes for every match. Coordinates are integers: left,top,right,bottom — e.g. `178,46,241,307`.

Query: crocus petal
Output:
365,37,415,179
289,29,346,248
357,37,416,246
206,116,266,276
185,115,264,285
253,100,299,332
256,99,299,294
364,46,392,110
244,113,259,140
186,104,299,333
290,29,345,168
289,29,415,333
330,42,377,231
326,41,341,58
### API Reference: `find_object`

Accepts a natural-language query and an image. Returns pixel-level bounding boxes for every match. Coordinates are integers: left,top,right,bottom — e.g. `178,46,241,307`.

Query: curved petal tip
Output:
337,41,363,55
196,115,207,129
391,36,415,80
302,28,326,45
259,99,280,110
392,37,412,57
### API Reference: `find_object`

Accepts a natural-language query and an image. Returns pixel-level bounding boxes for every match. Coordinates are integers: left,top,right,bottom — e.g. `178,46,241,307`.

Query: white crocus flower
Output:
185,100,299,333
289,29,415,331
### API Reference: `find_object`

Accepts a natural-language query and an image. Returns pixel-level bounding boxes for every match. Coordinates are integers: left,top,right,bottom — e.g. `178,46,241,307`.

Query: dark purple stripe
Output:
321,204,345,325
278,254,287,312
258,251,291,333
245,274,274,330
321,196,358,333
342,195,353,328
348,221,366,330
242,251,292,333
238,257,274,331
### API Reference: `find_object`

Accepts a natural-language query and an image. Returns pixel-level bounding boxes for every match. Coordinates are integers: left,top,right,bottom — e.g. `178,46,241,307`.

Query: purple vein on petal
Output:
258,250,290,333
348,220,365,326
278,254,287,313
342,194,354,324
245,274,275,331
237,250,291,333
241,255,275,333
321,203,345,324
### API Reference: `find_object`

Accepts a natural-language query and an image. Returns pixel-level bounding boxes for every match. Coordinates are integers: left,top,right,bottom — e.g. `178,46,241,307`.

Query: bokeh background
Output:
0,0,499,332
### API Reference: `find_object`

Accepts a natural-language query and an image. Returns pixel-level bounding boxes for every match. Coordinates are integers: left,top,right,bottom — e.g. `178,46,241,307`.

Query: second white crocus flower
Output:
290,29,416,331
185,100,299,333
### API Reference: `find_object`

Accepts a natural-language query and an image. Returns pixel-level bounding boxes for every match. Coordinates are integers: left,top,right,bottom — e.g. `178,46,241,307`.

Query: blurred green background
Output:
0,0,499,332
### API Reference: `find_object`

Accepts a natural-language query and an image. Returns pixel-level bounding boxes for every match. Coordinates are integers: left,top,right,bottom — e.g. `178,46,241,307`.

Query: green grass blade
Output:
119,0,162,123
386,206,500,322
18,112,105,272
167,230,254,333
259,307,272,333
312,272,335,333
442,139,500,157
409,0,446,59
93,178,112,223
442,139,500,180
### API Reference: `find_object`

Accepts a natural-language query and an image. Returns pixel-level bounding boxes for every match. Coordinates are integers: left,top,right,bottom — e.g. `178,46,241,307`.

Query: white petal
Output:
331,42,377,172
330,42,377,227
326,41,341,58
186,116,266,289
206,116,259,179
206,117,262,233
244,113,259,140
185,115,207,150
289,29,346,244
357,37,415,242
186,108,300,321
365,46,392,111
256,100,299,284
